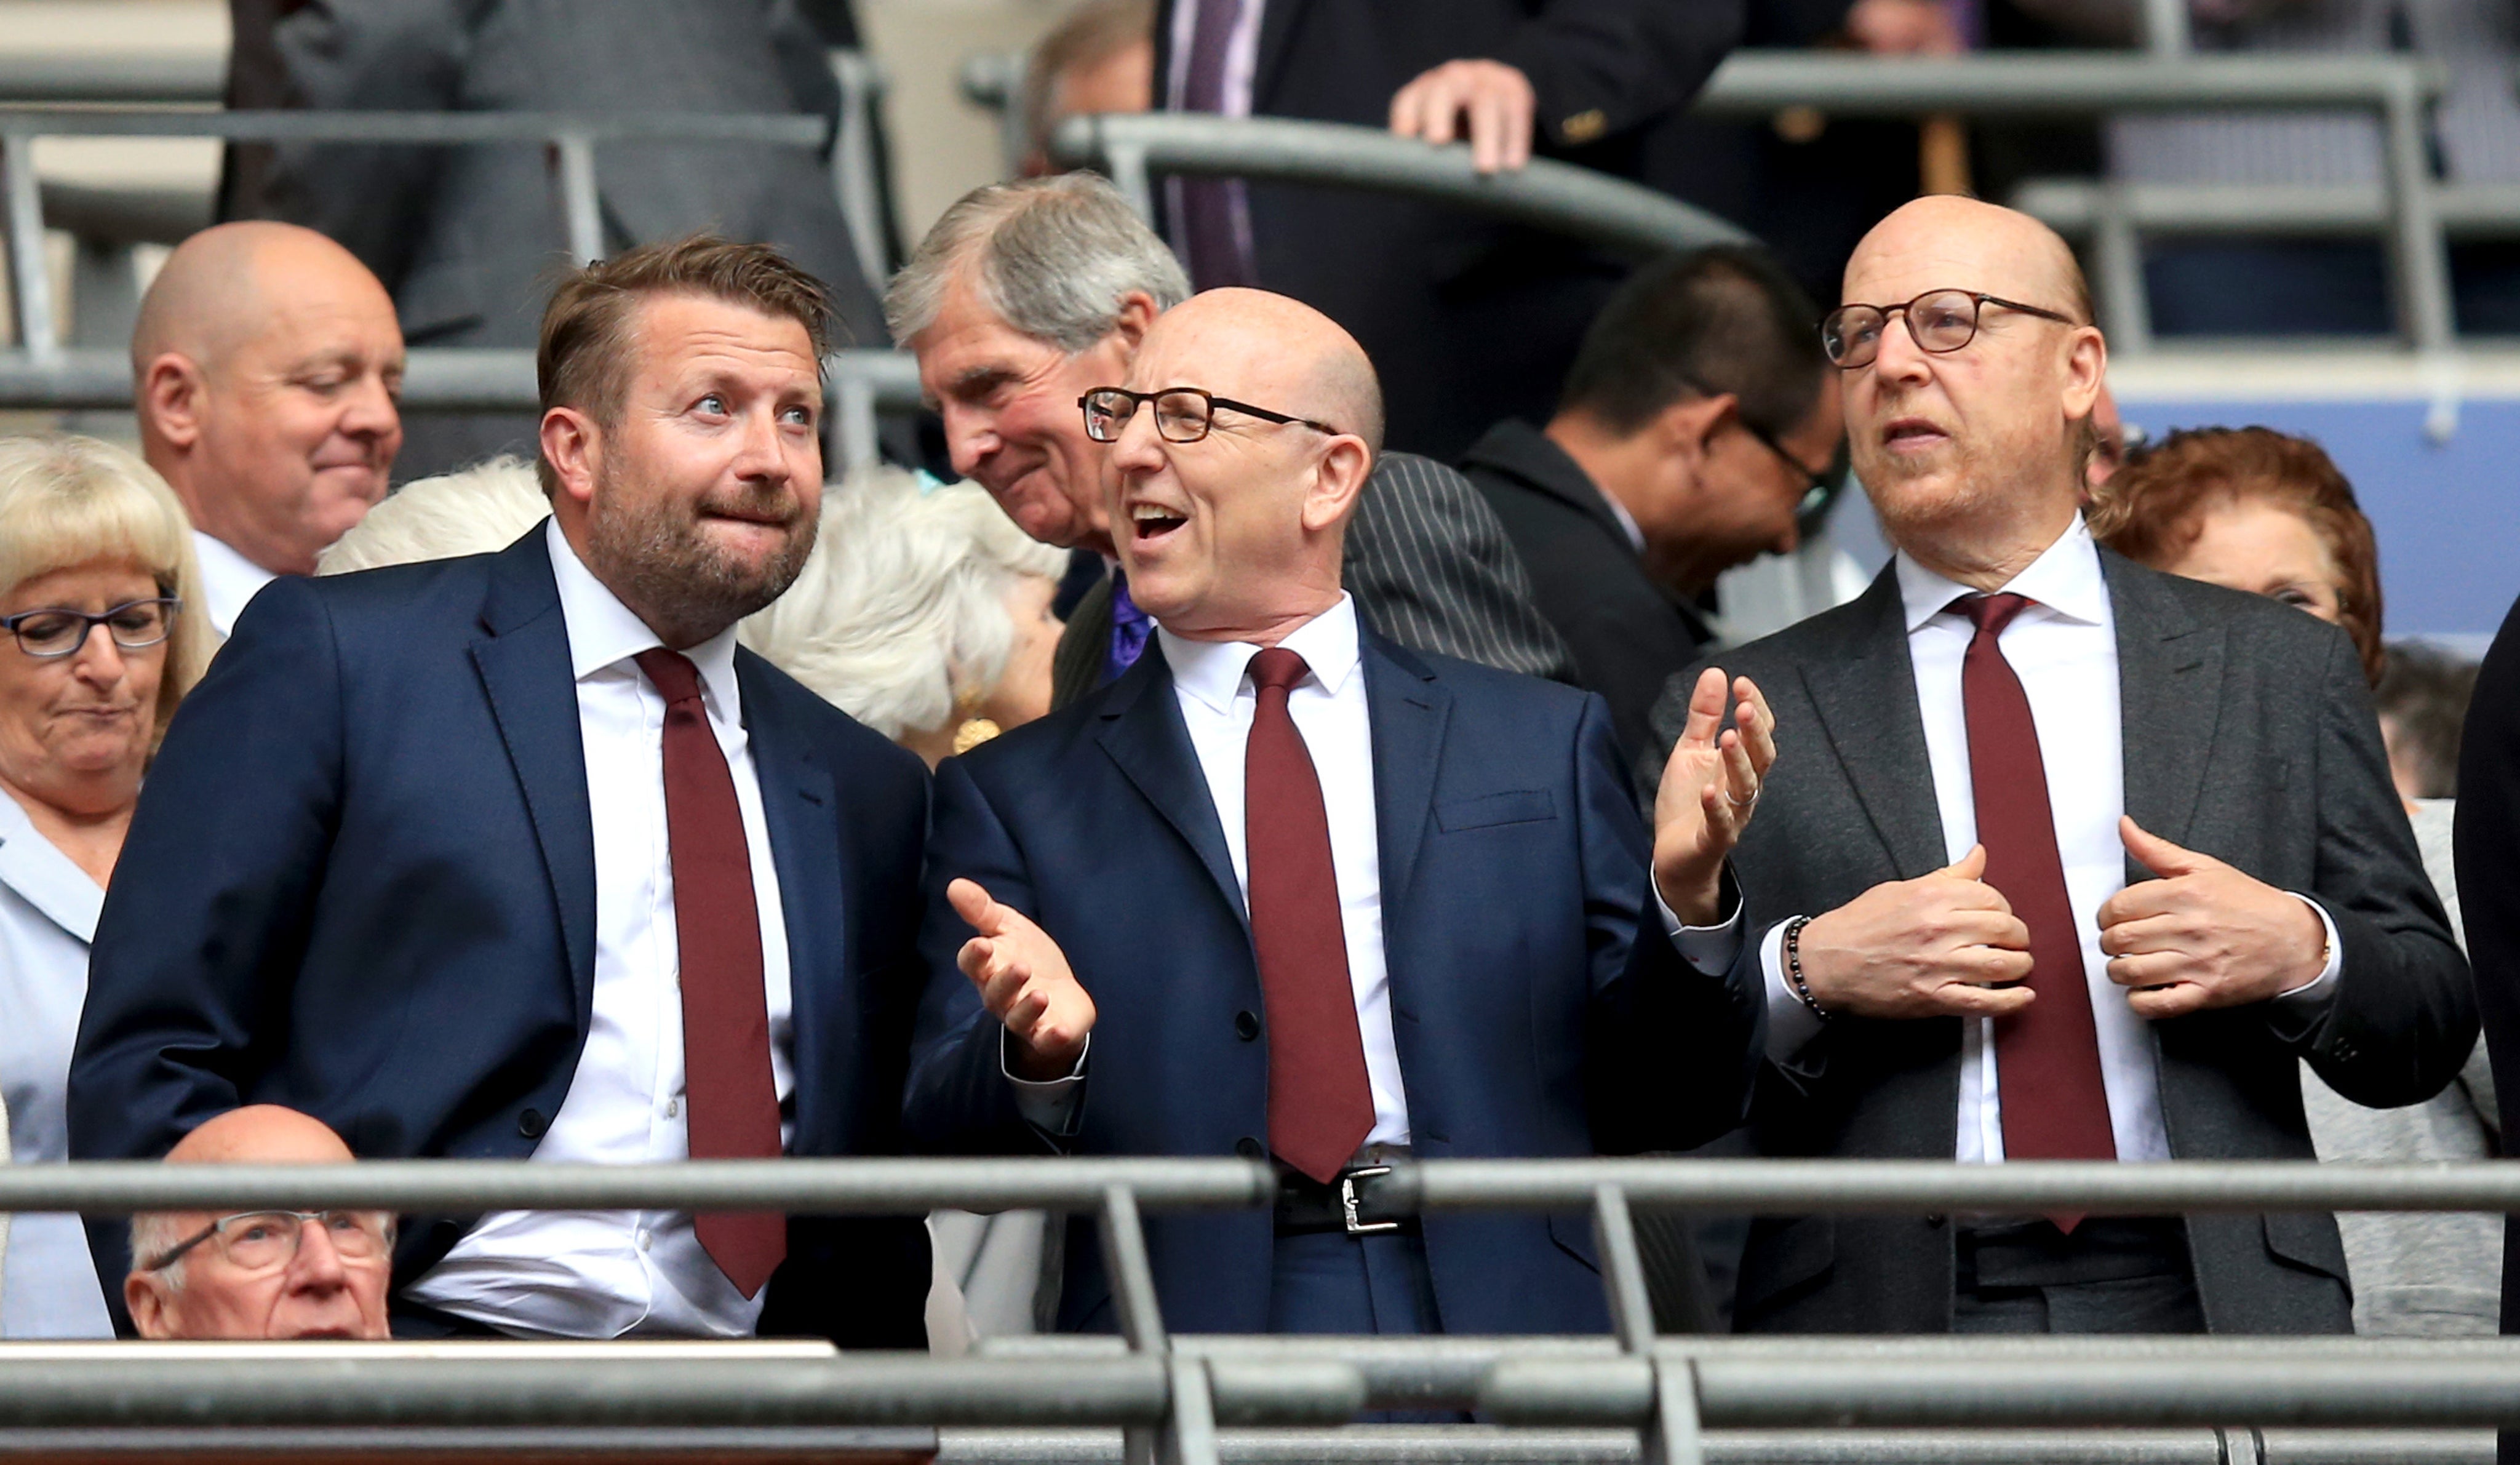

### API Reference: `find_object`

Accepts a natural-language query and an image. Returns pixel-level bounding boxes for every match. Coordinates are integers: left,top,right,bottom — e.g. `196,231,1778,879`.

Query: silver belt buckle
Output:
1339,1165,1400,1235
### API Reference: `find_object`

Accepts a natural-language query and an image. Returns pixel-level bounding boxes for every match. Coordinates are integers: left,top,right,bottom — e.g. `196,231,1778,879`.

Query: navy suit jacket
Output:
70,529,931,1345
904,628,1761,1335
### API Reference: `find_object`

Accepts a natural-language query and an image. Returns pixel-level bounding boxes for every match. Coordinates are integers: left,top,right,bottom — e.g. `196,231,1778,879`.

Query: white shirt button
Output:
636,1229,652,1252
664,1098,679,1119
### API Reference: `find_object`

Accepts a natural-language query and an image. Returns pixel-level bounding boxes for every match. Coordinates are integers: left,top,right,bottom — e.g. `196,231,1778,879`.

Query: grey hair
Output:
739,469,1066,740
128,1211,190,1290
883,174,1189,352
316,455,551,574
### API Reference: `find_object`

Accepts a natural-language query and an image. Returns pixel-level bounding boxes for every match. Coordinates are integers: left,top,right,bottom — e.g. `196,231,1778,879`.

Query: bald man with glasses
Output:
1648,197,2471,1338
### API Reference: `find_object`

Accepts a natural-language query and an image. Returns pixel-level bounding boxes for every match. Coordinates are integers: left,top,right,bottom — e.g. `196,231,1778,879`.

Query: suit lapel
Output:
1251,0,1309,110
469,532,600,1029
2105,549,2223,852
739,655,845,1143
1096,645,1248,920
1801,565,1946,880
1364,633,1449,915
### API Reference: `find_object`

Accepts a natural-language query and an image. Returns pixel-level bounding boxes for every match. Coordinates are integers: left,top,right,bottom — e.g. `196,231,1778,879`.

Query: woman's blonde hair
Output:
741,469,1067,740
316,455,551,575
0,433,207,736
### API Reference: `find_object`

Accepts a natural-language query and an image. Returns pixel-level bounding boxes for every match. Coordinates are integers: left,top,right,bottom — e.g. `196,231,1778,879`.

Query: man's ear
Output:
1658,391,1735,460
1110,292,1162,353
1300,435,1373,533
140,353,208,450
126,1271,175,1339
538,407,602,511
2059,323,2107,421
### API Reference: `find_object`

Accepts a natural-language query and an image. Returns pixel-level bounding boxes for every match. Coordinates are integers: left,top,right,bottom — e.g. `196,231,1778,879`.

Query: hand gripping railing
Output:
9,1157,2520,1465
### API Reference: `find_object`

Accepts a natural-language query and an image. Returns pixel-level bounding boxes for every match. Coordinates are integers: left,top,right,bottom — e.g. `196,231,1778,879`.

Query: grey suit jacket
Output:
1652,549,2474,1336
248,0,886,473
1052,452,1576,708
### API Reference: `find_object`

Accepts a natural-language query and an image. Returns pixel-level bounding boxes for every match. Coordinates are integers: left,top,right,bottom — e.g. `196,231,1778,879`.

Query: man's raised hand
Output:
1652,668,1776,925
1388,58,1537,174
2096,816,2327,1019
948,877,1096,1080
1793,846,2038,1019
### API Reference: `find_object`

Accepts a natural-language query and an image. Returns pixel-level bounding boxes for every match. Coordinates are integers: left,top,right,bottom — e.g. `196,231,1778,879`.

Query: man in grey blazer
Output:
1653,196,2473,1336
234,0,889,479
890,175,1575,709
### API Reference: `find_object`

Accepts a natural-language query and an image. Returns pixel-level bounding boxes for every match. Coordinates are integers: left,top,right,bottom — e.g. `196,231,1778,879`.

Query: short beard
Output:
584,469,816,648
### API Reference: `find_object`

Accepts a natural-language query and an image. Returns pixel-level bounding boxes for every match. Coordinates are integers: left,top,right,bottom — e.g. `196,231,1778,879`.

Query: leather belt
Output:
1274,1148,1416,1237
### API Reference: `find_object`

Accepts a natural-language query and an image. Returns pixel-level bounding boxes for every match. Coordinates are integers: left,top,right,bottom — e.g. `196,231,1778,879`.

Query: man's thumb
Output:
1942,843,1988,881
2121,815,2208,876
947,877,1004,933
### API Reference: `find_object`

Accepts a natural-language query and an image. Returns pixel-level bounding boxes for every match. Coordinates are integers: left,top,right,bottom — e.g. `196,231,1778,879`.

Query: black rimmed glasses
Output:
1079,386,1342,445
1669,370,1836,505
142,1209,394,1274
1,597,180,659
1820,290,2079,370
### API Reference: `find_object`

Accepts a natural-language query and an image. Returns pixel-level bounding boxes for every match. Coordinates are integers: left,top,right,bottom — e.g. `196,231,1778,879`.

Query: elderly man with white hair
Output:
893,173,1575,709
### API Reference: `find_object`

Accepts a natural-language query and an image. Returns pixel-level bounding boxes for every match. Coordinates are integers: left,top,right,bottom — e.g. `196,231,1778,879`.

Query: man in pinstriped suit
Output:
888,175,1576,710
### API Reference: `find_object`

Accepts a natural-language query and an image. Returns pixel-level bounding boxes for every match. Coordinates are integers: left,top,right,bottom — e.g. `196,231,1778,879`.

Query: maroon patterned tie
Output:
1243,647,1374,1183
635,649,786,1296
1956,596,2116,1229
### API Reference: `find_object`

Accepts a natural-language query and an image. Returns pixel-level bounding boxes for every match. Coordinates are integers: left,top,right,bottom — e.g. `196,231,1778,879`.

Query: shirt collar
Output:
544,519,743,710
1155,593,1362,716
1600,490,1646,555
1894,514,2108,633
190,530,277,631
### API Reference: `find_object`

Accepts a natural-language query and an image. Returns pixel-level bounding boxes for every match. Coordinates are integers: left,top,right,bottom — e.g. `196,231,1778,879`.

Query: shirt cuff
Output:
1760,918,1827,1063
2270,893,2344,1016
1654,867,1744,975
1003,1028,1088,1137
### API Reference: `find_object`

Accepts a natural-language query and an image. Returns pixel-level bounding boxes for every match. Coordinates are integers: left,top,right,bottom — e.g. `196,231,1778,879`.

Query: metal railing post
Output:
827,49,891,290
1098,1184,1218,1465
2373,67,2463,438
2093,182,2153,354
2,130,57,363
1593,1183,1704,1465
2142,0,2192,56
556,132,604,265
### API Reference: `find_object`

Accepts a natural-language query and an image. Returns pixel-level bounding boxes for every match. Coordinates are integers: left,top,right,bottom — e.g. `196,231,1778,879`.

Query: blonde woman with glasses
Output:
0,434,207,1337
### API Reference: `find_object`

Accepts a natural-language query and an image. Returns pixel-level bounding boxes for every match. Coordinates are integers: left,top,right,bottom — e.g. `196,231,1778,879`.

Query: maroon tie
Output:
1956,596,2116,1226
635,649,786,1297
1243,647,1374,1184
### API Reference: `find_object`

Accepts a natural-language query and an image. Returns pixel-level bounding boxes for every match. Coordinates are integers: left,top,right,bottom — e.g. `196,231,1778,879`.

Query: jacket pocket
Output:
1436,789,1556,832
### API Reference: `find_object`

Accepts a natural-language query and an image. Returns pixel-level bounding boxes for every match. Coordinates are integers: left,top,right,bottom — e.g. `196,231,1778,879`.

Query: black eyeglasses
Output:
1669,371,1836,505
1079,386,1342,445
1820,289,2079,370
1,597,180,659
142,1209,394,1274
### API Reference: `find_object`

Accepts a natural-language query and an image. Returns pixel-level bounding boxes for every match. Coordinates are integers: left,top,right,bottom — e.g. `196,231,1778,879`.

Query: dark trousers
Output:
1269,1226,1461,1423
1953,1218,2207,1335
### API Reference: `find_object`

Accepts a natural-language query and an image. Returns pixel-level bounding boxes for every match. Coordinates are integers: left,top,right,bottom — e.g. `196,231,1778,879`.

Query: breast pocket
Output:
1435,789,1557,832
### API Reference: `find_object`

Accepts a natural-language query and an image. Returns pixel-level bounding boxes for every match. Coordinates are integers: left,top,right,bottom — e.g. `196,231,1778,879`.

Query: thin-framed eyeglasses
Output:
1668,370,1837,505
1,598,180,659
1820,289,2079,370
1079,386,1342,445
142,1209,394,1274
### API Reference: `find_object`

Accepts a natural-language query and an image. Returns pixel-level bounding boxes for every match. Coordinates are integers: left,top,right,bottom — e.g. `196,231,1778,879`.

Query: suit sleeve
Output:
2292,628,2476,1108
1576,692,1764,1152
1494,0,1748,153
69,577,347,1314
2458,594,2520,1149
903,755,1066,1154
1347,455,1580,685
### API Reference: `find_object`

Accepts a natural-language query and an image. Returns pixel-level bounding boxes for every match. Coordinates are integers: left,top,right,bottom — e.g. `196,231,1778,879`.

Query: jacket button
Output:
518,1108,548,1140
1234,1010,1261,1041
1235,1136,1265,1160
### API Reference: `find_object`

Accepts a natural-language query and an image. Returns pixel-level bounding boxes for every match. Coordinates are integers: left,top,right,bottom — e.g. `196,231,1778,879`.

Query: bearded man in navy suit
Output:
71,236,930,1345
905,287,1769,1337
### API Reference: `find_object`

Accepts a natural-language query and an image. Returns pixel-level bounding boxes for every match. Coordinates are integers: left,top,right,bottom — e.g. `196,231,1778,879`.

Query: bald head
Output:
164,1104,356,1167
1836,198,2106,588
1107,289,1381,644
134,223,404,578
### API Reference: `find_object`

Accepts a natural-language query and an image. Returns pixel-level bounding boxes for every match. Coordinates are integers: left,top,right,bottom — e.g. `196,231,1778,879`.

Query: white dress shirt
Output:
0,789,115,1338
189,530,277,639
1758,517,2339,1162
403,520,795,1337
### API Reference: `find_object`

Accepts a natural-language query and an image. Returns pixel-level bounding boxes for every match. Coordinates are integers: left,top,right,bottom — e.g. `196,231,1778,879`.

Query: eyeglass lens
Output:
1824,290,1985,368
1085,389,1218,444
10,600,175,658
214,1210,389,1271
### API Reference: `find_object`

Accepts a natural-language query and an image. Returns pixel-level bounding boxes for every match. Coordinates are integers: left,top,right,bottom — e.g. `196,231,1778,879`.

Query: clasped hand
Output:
1651,668,1777,927
949,877,1095,1081
1795,816,2326,1021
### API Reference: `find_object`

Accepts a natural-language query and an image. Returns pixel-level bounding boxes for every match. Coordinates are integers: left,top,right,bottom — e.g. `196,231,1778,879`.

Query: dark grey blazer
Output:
1052,452,1577,708
1651,549,2475,1336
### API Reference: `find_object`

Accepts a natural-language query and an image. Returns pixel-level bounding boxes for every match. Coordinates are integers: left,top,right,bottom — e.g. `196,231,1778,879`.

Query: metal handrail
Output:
1046,112,1752,256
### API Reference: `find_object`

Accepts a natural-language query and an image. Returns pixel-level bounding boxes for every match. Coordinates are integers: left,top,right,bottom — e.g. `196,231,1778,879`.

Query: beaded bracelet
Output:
1782,914,1831,1023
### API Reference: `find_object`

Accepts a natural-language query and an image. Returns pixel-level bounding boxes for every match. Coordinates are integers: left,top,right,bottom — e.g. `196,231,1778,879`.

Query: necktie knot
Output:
634,647,705,707
1248,647,1310,697
1958,591,2035,638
